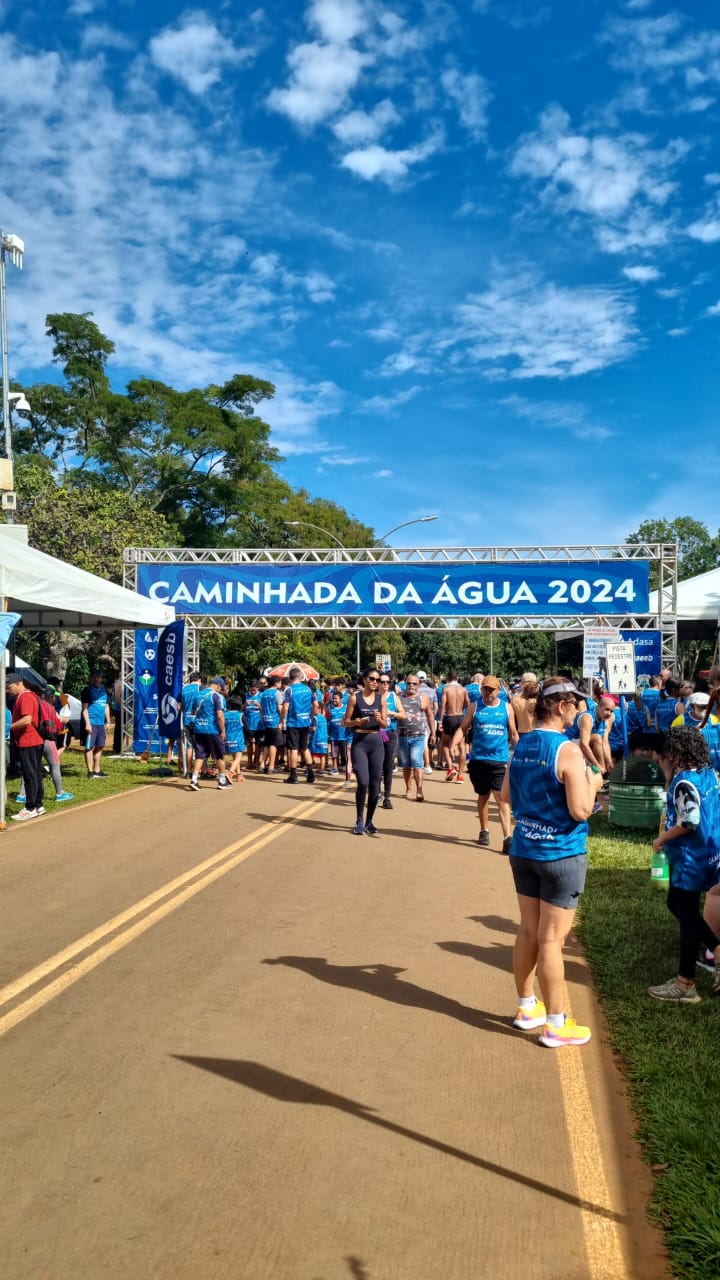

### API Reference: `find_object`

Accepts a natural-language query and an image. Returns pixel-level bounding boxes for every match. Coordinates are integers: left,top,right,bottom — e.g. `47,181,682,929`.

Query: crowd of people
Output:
8,658,720,1046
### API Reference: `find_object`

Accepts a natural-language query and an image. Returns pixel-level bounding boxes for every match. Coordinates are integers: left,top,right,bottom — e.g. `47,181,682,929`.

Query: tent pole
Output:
0,596,7,829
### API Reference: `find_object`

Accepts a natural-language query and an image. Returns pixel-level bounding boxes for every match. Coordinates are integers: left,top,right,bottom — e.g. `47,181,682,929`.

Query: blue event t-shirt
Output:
509,730,588,862
181,681,200,725
224,708,245,753
326,704,348,742
243,693,262,732
260,687,282,728
194,689,224,735
470,701,511,763
664,767,720,891
284,682,313,727
82,684,109,727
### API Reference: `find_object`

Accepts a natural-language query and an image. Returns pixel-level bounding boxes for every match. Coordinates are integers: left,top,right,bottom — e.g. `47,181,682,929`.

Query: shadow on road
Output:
244,813,479,847
261,953,517,1038
172,1056,624,1224
436,939,588,985
467,914,517,934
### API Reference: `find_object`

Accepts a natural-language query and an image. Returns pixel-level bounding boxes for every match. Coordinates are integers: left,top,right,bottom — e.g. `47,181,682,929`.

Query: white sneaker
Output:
424,766,432,776
12,808,37,821
35,806,46,816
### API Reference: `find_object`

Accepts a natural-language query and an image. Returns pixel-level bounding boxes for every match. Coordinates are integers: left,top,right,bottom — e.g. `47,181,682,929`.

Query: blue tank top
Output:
224,709,245,752
311,717,328,751
665,767,720,891
470,702,510,762
327,704,348,741
181,682,200,725
385,690,400,730
565,709,592,741
194,689,224,734
285,683,313,727
243,694,262,731
260,687,281,728
509,730,588,861
654,697,678,732
702,721,720,772
608,708,624,749
465,682,482,706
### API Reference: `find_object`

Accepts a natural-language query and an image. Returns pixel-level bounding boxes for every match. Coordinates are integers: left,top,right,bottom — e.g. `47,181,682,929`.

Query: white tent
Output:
649,566,720,623
0,531,175,629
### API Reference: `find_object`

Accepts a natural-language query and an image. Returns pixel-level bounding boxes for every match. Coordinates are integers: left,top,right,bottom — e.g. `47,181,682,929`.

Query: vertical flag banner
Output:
157,619,185,740
133,628,158,755
0,613,21,653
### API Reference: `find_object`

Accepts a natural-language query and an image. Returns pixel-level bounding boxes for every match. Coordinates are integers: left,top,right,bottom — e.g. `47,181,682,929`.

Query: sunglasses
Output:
406,681,419,686
366,675,379,681
379,678,390,683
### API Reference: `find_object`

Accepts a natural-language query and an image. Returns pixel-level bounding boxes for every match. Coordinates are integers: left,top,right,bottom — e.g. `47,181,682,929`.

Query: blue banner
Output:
157,619,185,740
0,612,21,653
619,629,662,675
138,561,650,617
133,628,159,755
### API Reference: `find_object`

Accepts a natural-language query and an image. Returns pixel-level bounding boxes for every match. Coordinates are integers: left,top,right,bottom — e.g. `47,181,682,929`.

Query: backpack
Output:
37,696,60,741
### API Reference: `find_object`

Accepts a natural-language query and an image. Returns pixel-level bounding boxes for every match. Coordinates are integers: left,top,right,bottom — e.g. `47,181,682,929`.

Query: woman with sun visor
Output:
500,676,604,1048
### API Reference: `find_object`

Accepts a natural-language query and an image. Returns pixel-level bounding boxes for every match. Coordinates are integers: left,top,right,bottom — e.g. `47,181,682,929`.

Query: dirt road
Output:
0,772,667,1280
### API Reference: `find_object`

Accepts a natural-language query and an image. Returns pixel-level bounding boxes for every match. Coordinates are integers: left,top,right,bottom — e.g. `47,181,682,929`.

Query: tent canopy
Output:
0,532,175,629
649,566,720,623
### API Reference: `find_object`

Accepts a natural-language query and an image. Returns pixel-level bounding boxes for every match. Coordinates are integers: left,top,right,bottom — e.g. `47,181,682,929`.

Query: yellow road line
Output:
0,792,332,1014
560,992,629,1279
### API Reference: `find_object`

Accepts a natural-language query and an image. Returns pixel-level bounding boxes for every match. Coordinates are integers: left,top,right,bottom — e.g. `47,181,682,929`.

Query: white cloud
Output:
687,215,720,243
309,0,368,44
149,14,253,95
268,39,369,126
359,385,424,414
374,469,393,477
623,264,661,282
706,301,720,316
441,67,490,139
604,13,720,108
656,286,681,298
451,271,637,379
500,394,614,440
510,105,685,253
341,132,442,183
81,24,134,52
332,99,400,144
320,452,370,465
667,327,689,336
705,172,720,185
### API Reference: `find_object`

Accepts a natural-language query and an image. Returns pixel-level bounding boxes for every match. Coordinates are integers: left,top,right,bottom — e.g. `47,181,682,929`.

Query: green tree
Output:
627,517,720,582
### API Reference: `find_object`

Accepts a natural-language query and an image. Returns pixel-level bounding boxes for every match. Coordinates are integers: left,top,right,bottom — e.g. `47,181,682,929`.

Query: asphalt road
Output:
0,770,668,1280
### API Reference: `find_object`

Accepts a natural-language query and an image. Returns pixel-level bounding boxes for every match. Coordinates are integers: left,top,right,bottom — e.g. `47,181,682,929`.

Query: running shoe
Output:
538,1017,592,1048
306,768,315,783
446,767,458,782
648,978,701,1003
217,779,231,790
189,778,200,791
15,793,26,804
424,766,433,776
382,797,393,809
93,771,109,779
329,769,339,777
416,790,424,802
11,808,37,822
512,1000,547,1031
353,819,365,836
365,821,380,837
455,774,465,784
478,829,490,846
343,779,354,790
35,807,46,816
55,792,74,802
696,949,715,974
502,836,513,856
284,772,298,784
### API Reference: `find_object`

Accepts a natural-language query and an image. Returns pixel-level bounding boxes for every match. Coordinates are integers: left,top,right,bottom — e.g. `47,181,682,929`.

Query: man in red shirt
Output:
7,672,45,821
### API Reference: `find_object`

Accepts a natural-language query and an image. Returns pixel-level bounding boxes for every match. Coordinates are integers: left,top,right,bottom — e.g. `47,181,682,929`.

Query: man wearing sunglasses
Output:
397,677,436,801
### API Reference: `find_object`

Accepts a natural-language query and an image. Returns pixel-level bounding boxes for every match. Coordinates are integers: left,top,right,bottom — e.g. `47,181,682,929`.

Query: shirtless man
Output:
438,670,470,781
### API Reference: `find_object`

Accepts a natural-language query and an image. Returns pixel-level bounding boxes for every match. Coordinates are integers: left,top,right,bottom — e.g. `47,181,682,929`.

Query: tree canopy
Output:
626,516,720,581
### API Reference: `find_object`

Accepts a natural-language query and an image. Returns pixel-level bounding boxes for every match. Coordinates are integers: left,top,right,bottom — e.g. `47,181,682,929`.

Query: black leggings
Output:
667,885,719,981
351,733,384,822
382,731,397,798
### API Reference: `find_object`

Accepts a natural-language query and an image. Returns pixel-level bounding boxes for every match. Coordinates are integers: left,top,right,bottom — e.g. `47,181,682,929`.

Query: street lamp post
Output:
1,230,24,524
285,515,438,674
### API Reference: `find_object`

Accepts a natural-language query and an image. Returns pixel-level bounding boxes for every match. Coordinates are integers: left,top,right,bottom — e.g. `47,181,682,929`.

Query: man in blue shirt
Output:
281,667,320,784
181,671,203,776
260,675,284,774
81,670,110,779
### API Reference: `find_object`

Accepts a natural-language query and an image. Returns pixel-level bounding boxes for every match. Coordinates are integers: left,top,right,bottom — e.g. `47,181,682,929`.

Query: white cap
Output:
689,692,710,707
416,670,427,680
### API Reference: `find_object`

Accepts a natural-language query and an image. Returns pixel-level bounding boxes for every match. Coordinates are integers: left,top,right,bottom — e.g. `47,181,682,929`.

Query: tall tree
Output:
627,517,720,581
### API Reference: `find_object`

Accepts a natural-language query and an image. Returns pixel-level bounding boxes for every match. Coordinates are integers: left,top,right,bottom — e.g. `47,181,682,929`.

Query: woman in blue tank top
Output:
500,677,604,1048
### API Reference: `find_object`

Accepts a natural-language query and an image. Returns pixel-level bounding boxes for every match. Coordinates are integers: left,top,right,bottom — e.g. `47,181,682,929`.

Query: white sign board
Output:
375,652,392,672
605,642,637,695
583,626,620,679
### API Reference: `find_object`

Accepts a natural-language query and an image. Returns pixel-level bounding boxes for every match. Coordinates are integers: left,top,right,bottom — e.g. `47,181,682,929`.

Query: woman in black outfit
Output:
344,667,388,836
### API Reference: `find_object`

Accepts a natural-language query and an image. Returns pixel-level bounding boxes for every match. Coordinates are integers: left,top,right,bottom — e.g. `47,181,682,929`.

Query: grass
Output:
578,815,720,1280
5,748,164,821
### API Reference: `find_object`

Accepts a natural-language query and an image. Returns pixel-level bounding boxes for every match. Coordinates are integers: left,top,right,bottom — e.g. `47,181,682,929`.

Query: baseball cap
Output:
416,670,427,680
689,691,710,707
521,672,537,683
483,675,501,691
5,671,23,683
211,674,228,691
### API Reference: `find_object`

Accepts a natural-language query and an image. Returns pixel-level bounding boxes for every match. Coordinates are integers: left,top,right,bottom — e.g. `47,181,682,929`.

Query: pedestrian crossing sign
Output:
605,642,636,695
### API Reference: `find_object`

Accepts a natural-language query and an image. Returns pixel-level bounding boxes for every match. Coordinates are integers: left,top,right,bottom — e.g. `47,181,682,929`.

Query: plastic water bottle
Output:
651,848,669,888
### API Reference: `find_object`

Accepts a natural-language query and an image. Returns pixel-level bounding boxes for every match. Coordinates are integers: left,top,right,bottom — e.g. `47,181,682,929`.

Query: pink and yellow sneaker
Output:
512,1000,547,1031
538,1016,591,1048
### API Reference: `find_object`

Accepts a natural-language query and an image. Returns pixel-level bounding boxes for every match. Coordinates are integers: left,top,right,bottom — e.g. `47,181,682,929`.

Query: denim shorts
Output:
509,853,587,909
397,735,425,770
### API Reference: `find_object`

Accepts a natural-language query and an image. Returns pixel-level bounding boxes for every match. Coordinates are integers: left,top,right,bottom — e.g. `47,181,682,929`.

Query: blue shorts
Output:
85,725,107,750
194,732,225,761
397,735,425,770
509,853,587,909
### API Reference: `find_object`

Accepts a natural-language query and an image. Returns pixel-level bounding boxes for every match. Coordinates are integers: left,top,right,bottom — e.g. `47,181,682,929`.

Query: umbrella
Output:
268,661,320,681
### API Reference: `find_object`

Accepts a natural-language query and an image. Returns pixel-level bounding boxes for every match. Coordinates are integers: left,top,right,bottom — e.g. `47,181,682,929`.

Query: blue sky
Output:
1,0,719,547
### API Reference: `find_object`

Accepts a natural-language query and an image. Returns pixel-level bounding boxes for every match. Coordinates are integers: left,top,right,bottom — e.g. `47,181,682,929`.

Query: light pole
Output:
376,515,437,543
1,230,24,524
284,519,361,669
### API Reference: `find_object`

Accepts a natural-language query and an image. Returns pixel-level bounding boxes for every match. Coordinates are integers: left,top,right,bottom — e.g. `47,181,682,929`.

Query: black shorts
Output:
468,758,507,795
286,726,310,752
263,727,284,749
509,853,587,909
442,714,464,738
244,728,264,742
194,732,226,761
